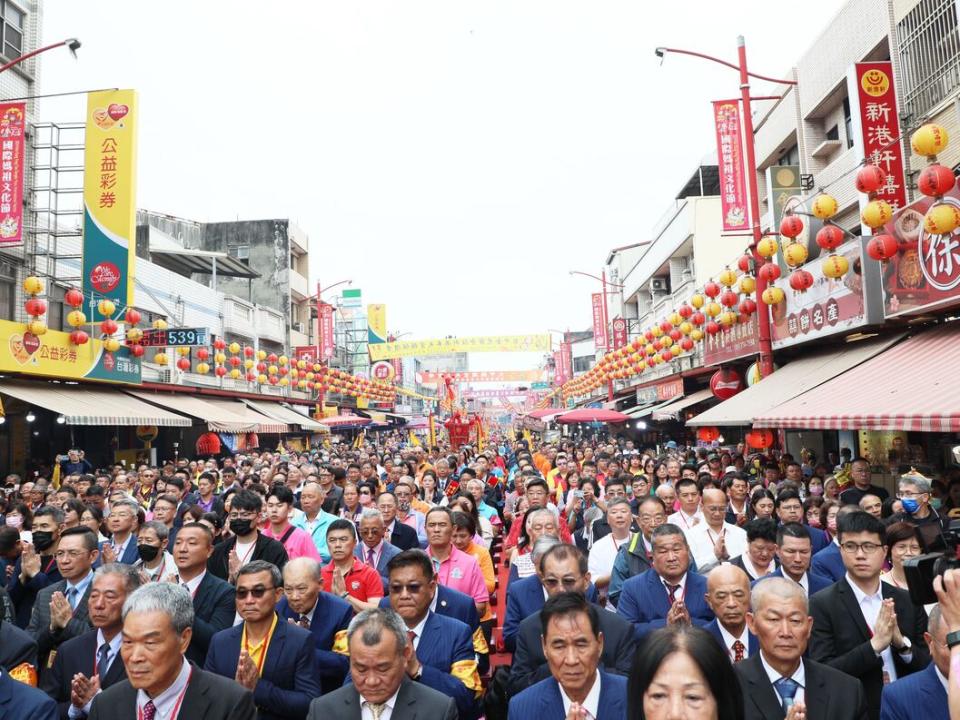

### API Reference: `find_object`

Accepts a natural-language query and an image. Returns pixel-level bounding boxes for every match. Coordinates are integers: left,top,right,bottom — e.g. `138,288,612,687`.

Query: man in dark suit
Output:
377,492,420,551
208,490,288,582
8,506,64,628
616,524,714,640
42,564,140,719
98,497,139,566
307,607,457,720
737,576,868,720
608,496,665,607
278,556,353,693
508,593,628,720
355,508,402,590
776,489,830,554
880,603,950,719
171,523,236,666
204,560,320,720
704,564,758,663
509,544,636,695
88,582,255,720
809,511,929,720
812,504,861,582
503,536,561,652
0,617,37,682
761,522,833,597
27,527,100,668
0,666,57,720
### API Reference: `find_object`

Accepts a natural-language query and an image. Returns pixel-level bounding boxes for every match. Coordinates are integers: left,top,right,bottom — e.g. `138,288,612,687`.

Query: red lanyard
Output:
43,556,56,575
137,666,192,720
235,541,256,566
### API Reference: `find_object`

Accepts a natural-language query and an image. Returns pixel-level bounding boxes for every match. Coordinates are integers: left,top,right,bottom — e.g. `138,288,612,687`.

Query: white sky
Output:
40,0,844,372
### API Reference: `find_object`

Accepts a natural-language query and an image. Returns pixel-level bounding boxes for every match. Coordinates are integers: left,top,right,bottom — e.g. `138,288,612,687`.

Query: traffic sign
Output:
140,327,209,347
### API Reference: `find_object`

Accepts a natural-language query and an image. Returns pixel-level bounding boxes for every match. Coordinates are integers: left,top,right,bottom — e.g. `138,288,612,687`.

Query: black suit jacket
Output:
207,532,289,581
735,653,869,720
809,578,929,720
0,619,37,674
41,629,127,720
26,580,93,668
187,572,237,666
386,521,420,551
307,677,457,720
88,665,256,720
508,602,637,696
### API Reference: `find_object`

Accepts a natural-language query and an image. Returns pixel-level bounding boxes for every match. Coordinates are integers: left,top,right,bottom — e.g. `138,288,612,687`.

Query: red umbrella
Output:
555,408,631,424
526,408,564,420
318,414,372,427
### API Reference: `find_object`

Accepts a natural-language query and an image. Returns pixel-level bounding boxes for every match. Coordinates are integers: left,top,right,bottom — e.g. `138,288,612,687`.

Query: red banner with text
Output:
713,100,749,232
0,103,26,245
591,293,607,350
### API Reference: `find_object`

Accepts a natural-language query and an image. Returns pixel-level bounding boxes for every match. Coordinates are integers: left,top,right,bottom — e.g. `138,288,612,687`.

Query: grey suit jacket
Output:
26,579,92,667
307,677,458,720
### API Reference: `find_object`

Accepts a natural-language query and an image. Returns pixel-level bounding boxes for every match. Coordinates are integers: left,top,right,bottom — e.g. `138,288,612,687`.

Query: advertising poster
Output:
0,102,25,245
713,100,749,232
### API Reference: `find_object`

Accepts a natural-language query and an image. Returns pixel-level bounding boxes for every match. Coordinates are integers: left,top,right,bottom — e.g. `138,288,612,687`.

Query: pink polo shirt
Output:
263,524,321,562
428,545,489,605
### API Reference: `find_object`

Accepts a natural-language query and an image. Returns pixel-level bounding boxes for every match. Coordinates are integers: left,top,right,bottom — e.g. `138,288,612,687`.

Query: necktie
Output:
666,583,680,605
298,614,311,629
368,702,385,720
141,700,157,720
731,640,745,663
65,586,79,610
367,547,376,567
97,642,111,676
408,629,416,649
774,677,799,713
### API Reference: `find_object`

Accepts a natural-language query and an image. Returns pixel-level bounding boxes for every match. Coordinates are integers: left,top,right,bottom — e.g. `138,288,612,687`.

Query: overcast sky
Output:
41,1,842,372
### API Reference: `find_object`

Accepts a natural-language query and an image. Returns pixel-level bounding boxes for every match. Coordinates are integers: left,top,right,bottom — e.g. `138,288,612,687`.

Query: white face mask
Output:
5,515,22,528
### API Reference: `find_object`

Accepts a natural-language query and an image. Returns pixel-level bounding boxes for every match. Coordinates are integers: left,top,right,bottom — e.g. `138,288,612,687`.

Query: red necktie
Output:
732,640,746,663
666,583,680,605
408,630,416,648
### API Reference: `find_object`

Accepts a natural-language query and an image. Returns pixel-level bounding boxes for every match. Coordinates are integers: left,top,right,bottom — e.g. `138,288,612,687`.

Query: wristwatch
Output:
894,636,912,654
340,591,350,599
946,630,960,649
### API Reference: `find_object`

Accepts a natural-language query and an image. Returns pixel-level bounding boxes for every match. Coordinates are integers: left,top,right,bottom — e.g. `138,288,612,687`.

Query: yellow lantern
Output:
279,377,289,386
67,310,87,328
718,311,737,327
811,194,839,220
738,275,756,295
822,254,849,278
257,373,268,384
689,293,705,309
661,336,673,348
297,360,307,370
228,342,241,355
305,371,315,381
97,299,116,317
153,352,168,366
705,301,722,318
679,321,693,335
230,368,241,379
690,328,704,342
718,267,737,287
668,312,683,326
22,275,43,295
912,123,949,158
176,346,190,357
126,327,143,342
152,319,168,330
214,352,226,364
197,362,210,374
862,199,893,229
103,338,121,353
297,380,307,390
761,286,785,305
268,365,279,375
278,355,289,366
244,359,254,369
650,326,663,338
757,236,779,258
783,241,809,268
924,203,960,235
26,320,47,335
258,350,267,361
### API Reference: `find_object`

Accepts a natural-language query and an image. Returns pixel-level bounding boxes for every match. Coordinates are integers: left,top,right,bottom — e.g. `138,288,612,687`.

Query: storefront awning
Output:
1,382,191,426
754,324,960,431
243,400,327,432
626,398,677,419
687,334,903,427
129,391,256,432
652,388,716,421
222,401,290,434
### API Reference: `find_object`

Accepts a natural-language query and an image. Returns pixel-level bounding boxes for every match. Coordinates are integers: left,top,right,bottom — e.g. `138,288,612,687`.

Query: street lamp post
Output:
655,37,798,379
0,38,80,75
570,269,625,401
308,278,352,361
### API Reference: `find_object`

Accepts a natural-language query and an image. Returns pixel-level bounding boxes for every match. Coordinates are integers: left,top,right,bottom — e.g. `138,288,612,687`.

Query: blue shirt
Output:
291,509,339,562
65,570,94,609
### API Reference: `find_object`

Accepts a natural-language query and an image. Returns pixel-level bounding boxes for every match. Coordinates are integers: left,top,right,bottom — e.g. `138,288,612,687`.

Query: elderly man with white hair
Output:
894,472,946,531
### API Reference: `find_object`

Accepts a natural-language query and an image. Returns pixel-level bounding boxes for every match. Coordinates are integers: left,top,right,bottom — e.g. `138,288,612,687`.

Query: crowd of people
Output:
1,433,960,719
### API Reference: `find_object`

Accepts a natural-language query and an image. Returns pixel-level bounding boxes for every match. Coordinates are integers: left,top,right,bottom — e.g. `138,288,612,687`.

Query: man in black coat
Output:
809,511,928,720
738,576,868,720
377,492,421,551
207,489,288,582
508,543,635,695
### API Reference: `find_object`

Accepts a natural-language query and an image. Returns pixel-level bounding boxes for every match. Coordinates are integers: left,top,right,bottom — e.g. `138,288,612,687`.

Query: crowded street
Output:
3,1,960,719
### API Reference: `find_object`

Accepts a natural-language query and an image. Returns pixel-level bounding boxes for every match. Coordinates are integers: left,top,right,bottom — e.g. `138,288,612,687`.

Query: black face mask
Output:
137,544,160,562
230,518,254,537
32,531,55,552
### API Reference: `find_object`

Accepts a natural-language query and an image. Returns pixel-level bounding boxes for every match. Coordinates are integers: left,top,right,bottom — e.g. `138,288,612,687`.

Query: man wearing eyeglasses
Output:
204,560,320,720
355,509,401,591
809,510,929,720
894,473,946,530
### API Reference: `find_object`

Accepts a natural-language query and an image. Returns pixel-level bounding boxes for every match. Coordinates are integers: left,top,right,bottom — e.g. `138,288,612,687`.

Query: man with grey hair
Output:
881,603,950,719
355,507,402,590
88,583,255,720
503,535,561,652
101,496,140,566
306,608,457,720
895,472,946,530
736,576,867,720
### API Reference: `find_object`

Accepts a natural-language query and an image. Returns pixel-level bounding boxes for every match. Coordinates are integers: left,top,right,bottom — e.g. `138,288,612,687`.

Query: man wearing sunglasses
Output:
204,560,320,720
354,508,401,592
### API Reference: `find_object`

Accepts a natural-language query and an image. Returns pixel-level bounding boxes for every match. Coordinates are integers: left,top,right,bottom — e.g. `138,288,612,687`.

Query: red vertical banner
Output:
0,103,25,245
591,293,607,350
848,62,907,229
559,341,573,384
552,350,562,385
713,100,749,232
612,317,627,349
319,303,335,359
391,357,403,382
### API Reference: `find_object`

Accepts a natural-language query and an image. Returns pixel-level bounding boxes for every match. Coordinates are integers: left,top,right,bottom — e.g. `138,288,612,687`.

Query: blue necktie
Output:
774,677,799,713
65,586,79,610
97,642,110,677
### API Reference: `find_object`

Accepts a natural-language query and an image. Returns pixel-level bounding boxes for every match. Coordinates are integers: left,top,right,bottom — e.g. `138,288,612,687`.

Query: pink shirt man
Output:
428,545,489,606
263,524,321,562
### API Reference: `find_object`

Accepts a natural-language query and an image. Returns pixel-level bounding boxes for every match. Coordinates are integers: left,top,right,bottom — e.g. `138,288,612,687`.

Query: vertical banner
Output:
713,100,749,232
0,103,25,245
319,303,335,359
428,413,437,448
552,350,562,384
611,317,628,349
559,341,573,384
82,89,138,321
848,62,907,234
591,293,607,350
367,303,387,345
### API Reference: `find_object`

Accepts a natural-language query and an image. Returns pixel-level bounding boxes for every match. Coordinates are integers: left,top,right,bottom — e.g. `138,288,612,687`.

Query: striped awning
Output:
652,388,716,421
243,399,327,432
129,391,256,432
754,323,960,431
1,382,191,426
220,401,290,434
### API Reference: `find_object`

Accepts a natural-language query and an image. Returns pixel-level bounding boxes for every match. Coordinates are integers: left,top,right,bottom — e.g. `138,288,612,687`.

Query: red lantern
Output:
279,366,289,376
176,358,190,371
99,319,119,335
738,298,757,315
196,348,210,361
246,372,257,382
243,346,255,358
660,349,674,362
815,225,845,251
64,288,84,308
678,304,693,319
267,353,278,363
697,426,721,443
669,329,682,342
855,164,886,194
196,432,222,456
780,215,804,239
24,298,46,316
745,429,775,449
737,254,752,273
866,234,900,261
758,262,781,282
128,343,144,357
705,321,720,335
69,330,89,345
659,320,673,333
268,375,279,385
720,290,739,308
213,339,226,350
644,330,654,342
680,338,694,351
703,281,721,298
918,164,956,198
124,309,141,325
690,312,705,326
229,356,241,367
215,366,227,377
788,269,814,292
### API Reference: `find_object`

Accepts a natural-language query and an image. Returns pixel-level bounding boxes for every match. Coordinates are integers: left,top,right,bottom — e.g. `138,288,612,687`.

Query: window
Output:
898,0,960,118
573,356,594,373
228,244,249,260
0,1,23,61
842,97,854,149
777,144,800,166
0,262,13,320
825,124,839,141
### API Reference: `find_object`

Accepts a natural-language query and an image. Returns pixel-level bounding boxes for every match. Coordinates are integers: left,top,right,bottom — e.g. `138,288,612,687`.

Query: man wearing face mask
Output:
894,474,946,531
9,507,64,628
208,490,288,583
132,521,174,582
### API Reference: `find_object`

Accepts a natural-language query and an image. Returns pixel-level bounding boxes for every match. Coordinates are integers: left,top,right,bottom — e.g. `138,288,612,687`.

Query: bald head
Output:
703,488,726,505
706,564,751,633
750,576,807,613
707,563,750,593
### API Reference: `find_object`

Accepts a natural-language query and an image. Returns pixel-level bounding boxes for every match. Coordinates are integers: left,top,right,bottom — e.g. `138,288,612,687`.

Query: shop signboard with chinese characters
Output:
611,317,628,349
81,90,138,322
879,186,960,317
0,319,141,384
369,334,551,361
591,294,607,350
703,314,760,364
770,237,883,348
713,100,749,232
847,62,908,233
636,377,684,406
558,342,573,385
0,102,25,245
317,303,335,359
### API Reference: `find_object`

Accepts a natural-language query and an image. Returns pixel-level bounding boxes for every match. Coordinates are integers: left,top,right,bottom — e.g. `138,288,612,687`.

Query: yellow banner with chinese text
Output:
369,334,551,361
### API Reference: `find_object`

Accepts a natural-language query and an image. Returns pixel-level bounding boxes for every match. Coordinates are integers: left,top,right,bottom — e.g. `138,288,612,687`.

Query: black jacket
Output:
386,520,420,551
207,532,289,582
187,572,237,667
41,628,127,720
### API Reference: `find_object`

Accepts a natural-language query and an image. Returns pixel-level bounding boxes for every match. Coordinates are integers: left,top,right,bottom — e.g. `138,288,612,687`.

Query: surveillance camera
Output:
654,47,665,58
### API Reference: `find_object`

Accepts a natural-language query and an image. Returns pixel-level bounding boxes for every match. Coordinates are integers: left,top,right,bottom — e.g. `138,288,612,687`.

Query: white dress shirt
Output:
361,686,401,720
136,657,191,720
558,670,601,720
177,570,206,596
407,614,429,651
845,574,910,683
685,522,747,570
760,651,806,706
667,508,703,531
717,622,750,661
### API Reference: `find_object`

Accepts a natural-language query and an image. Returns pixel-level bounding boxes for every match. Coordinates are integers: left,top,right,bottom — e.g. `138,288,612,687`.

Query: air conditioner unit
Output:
294,322,305,333
158,369,174,384
650,277,670,293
